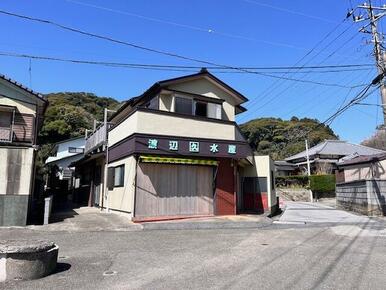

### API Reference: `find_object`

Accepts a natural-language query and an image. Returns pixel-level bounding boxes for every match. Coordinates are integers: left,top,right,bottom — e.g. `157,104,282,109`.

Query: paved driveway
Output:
277,201,374,225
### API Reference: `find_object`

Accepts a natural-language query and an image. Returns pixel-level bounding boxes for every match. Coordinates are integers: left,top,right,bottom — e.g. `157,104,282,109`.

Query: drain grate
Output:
261,243,269,246
103,270,117,276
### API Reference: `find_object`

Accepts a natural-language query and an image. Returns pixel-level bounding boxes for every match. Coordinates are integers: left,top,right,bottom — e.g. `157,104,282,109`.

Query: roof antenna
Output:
28,58,32,88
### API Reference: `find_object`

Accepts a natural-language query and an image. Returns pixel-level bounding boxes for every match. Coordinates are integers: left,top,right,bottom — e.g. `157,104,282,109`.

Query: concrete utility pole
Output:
305,139,313,202
103,108,116,213
305,139,311,176
353,1,386,124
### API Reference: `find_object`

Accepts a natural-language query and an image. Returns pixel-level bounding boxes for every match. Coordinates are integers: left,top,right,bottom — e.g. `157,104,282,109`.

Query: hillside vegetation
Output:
40,92,120,144
240,117,338,160
37,92,121,173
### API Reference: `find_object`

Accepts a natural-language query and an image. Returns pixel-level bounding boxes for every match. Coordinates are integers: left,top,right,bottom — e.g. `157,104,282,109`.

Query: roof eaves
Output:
0,73,47,103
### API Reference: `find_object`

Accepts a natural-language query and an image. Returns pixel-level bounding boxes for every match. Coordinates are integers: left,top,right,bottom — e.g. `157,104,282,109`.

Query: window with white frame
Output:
114,165,125,187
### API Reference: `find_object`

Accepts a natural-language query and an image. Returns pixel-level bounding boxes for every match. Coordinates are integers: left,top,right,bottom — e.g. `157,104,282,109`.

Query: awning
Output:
139,155,218,166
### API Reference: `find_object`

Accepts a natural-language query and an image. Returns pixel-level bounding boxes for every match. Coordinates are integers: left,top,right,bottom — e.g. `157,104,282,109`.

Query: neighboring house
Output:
336,153,386,216
285,140,385,174
274,160,298,176
0,74,47,226
45,137,85,205
74,69,277,220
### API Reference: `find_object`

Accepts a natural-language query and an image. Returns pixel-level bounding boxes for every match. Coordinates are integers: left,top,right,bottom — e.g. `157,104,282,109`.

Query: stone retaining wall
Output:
336,179,386,216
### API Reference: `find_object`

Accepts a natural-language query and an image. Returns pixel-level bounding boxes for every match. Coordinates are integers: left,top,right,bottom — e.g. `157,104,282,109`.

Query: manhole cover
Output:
103,270,117,276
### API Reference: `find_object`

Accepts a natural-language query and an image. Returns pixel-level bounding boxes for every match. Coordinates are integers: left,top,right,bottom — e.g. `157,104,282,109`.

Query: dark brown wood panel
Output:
135,163,214,218
13,113,34,143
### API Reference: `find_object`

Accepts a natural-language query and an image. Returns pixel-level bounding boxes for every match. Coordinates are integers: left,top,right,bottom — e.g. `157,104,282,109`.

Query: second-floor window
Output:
174,96,222,120
0,108,14,142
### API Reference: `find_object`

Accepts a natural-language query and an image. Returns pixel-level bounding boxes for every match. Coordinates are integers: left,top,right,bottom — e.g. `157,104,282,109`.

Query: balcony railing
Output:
0,127,12,142
85,123,113,154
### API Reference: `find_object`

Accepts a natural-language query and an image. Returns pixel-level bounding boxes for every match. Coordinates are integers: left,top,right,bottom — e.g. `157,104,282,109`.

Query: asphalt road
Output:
2,202,386,290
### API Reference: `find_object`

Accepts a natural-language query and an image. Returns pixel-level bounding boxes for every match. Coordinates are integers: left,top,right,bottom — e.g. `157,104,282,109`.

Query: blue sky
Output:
0,0,383,143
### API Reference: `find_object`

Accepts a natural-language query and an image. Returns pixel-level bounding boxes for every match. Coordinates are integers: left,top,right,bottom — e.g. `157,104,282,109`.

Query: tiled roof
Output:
285,140,385,162
338,152,386,166
0,73,47,102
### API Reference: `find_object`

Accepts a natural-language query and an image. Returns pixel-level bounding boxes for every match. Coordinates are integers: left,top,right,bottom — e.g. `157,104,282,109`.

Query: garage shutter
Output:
135,163,214,218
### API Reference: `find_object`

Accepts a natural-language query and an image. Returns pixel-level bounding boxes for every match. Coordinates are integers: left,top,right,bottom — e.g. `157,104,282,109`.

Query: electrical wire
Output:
0,51,375,74
65,0,309,51
237,20,355,122
0,9,356,88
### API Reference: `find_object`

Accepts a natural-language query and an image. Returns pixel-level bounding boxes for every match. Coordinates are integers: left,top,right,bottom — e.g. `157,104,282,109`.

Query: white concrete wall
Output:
106,156,136,216
0,147,34,195
242,154,277,209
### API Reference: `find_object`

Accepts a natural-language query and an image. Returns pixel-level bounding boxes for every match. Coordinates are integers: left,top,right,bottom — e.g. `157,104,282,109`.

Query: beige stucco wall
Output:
343,160,386,182
168,78,238,121
109,112,138,146
109,110,238,147
159,93,173,111
106,155,136,216
0,147,34,195
242,154,277,209
0,80,37,115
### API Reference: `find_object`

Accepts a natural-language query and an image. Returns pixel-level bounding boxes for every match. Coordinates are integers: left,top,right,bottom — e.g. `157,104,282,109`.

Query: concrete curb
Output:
141,218,273,231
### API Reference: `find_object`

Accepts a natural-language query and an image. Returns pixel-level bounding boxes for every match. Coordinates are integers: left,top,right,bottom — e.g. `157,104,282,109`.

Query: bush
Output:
309,174,335,193
276,175,309,188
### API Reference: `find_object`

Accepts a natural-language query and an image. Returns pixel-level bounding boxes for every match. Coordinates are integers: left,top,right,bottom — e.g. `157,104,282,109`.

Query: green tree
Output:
240,117,338,160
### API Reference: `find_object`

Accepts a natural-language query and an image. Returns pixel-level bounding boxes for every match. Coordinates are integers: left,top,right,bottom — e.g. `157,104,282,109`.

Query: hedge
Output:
276,175,309,188
309,174,335,193
276,174,336,192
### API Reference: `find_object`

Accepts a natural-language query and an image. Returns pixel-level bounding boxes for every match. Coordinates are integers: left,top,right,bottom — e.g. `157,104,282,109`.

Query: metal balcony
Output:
85,123,111,154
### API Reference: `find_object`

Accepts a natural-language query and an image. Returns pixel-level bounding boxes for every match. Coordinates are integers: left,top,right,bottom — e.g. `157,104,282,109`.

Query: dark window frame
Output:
68,147,84,154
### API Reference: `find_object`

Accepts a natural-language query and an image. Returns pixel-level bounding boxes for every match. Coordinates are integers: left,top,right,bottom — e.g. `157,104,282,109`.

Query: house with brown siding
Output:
0,74,47,226
74,69,277,221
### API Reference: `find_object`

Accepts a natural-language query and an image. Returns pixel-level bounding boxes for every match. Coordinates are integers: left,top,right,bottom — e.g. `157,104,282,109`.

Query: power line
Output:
0,51,374,73
237,18,354,122
0,9,357,88
65,0,308,51
242,0,340,24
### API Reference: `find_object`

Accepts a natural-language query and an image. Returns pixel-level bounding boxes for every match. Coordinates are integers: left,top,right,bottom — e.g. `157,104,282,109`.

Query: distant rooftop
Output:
285,140,385,162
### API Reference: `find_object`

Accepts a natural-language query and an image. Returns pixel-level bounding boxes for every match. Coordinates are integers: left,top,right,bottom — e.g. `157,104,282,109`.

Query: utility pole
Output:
305,139,313,203
102,108,116,213
352,1,386,124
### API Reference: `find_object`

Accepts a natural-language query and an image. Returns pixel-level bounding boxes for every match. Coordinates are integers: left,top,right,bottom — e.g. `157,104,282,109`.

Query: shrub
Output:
309,174,335,193
276,175,309,188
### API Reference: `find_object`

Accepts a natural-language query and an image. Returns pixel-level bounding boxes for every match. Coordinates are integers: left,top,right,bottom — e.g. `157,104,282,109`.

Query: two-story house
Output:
45,136,85,206
0,74,47,226
76,69,277,221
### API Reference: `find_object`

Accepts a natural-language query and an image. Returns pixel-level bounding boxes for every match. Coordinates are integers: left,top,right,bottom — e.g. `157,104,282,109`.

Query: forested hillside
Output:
37,92,121,173
240,117,338,160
